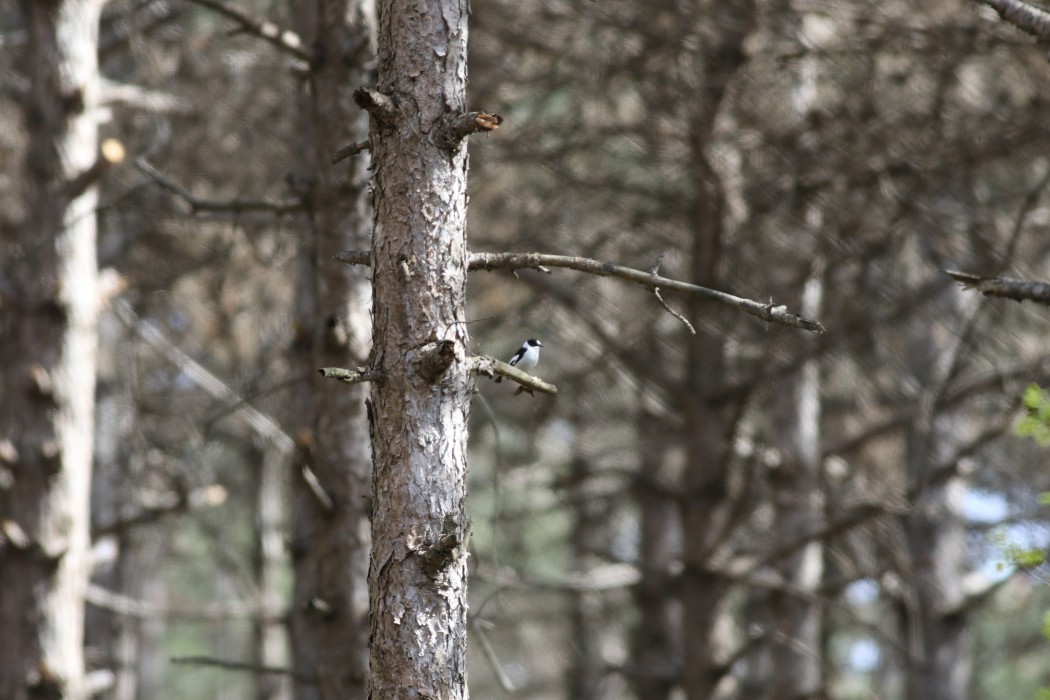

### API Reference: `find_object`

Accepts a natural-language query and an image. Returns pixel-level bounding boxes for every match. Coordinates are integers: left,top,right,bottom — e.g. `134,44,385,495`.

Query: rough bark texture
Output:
366,0,472,697
288,1,376,698
1,1,103,698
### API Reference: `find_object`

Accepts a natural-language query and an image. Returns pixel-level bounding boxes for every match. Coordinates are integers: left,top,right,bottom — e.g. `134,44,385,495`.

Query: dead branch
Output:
318,367,384,385
468,356,558,396
135,158,302,215
331,140,370,163
353,87,398,126
439,111,504,149
335,249,825,333
977,0,1050,42
945,270,1050,306
170,656,314,682
185,0,311,63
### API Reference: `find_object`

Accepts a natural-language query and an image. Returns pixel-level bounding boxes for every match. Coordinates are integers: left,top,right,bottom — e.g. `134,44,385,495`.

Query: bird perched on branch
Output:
495,339,542,382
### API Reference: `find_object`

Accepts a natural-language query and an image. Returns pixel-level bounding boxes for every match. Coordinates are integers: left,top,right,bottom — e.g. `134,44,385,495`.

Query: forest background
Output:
3,0,1050,699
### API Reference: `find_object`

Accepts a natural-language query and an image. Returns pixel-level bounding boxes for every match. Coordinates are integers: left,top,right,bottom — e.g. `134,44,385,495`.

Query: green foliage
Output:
1016,384,1050,446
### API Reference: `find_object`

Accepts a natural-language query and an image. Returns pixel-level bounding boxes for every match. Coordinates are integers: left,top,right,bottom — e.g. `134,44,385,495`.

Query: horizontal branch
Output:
112,300,296,453
86,584,283,622
170,656,314,682
977,0,1050,42
186,0,311,63
353,87,398,126
331,140,370,163
135,159,302,215
65,138,126,199
439,111,504,149
468,356,558,395
335,249,825,333
945,269,1050,306
318,367,385,385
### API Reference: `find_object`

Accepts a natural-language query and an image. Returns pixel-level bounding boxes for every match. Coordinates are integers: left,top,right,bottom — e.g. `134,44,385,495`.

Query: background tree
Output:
1,2,108,698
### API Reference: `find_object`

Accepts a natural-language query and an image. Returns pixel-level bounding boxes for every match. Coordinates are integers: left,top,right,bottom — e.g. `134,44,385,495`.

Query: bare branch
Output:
439,111,504,149
976,0,1050,42
170,656,314,682
334,250,371,265
92,482,229,538
318,367,384,385
113,300,296,452
65,139,125,199
86,585,284,622
331,140,370,163
335,249,825,332
468,356,558,396
184,0,311,63
353,87,398,126
945,270,1050,306
652,287,696,334
135,159,302,215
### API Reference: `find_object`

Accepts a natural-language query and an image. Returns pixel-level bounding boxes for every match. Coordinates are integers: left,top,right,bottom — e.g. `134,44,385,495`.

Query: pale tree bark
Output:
253,447,290,700
363,0,472,697
287,0,375,698
1,1,104,698
767,266,825,700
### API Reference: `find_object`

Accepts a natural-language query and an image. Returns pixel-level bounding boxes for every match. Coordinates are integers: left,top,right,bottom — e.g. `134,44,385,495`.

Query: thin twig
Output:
170,656,315,682
135,158,302,215
184,0,312,62
335,249,825,333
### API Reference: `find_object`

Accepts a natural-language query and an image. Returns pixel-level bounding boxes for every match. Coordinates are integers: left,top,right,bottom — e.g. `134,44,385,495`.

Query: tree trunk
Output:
566,457,606,700
899,237,973,700
680,7,756,697
1,1,103,698
629,349,680,700
768,268,825,700
254,447,290,700
365,0,472,697
287,1,375,698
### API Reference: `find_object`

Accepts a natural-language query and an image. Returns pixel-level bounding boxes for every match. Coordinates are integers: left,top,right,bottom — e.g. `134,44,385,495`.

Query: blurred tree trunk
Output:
365,0,471,696
902,473,971,700
900,271,973,700
680,3,756,697
768,268,825,699
287,0,375,698
898,298,970,700
566,456,605,699
253,446,290,700
0,1,103,698
629,343,680,700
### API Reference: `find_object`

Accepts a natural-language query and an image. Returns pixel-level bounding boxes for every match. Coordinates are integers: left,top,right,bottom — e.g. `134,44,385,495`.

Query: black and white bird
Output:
495,339,542,382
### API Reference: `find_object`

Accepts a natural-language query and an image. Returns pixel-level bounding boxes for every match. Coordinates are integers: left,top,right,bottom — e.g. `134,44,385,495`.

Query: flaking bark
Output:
365,0,472,697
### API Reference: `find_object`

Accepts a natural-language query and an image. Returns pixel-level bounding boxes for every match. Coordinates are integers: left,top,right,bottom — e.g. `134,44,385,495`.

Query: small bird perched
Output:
495,339,542,382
